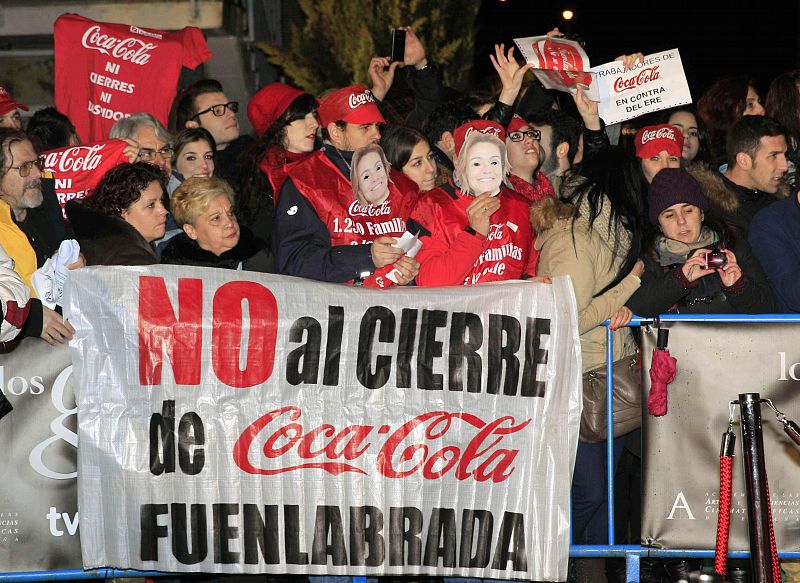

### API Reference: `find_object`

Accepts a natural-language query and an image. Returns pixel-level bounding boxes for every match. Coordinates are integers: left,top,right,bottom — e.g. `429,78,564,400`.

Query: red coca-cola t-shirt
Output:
41,139,130,211
54,14,212,142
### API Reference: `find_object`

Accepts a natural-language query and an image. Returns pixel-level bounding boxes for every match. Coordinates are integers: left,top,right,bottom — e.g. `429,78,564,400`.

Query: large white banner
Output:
65,267,581,579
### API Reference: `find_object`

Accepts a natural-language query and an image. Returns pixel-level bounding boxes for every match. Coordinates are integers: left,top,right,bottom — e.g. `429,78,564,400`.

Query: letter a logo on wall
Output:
666,491,696,520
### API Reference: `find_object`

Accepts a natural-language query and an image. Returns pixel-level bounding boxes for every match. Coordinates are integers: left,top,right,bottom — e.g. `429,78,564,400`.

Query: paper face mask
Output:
464,141,503,196
355,150,390,205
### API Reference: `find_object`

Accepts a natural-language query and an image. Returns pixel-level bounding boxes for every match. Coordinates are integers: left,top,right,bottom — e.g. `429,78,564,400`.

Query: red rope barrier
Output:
714,454,733,577
765,480,781,583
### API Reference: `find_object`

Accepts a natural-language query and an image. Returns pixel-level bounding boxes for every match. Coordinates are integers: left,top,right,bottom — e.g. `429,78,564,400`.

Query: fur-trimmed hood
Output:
529,175,632,259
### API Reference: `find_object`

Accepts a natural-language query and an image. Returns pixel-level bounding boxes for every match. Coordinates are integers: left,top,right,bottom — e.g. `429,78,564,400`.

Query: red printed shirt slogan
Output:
42,139,130,210
54,14,212,142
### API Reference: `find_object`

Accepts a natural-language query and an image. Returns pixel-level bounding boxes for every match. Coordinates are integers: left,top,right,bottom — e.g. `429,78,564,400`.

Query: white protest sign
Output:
591,48,691,125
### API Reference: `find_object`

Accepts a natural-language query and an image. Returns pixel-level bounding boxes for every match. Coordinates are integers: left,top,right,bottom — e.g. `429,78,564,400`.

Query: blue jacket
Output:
749,195,800,312
273,148,374,283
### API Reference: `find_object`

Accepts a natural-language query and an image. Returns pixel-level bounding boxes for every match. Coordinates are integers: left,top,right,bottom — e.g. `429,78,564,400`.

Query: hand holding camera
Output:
682,248,741,285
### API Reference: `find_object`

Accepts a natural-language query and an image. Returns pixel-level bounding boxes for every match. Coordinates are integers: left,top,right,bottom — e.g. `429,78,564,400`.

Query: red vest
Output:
287,151,419,247
287,151,420,287
412,183,535,286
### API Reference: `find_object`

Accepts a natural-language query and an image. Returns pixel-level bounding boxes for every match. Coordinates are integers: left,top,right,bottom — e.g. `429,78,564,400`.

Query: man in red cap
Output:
0,86,28,130
634,123,683,183
273,85,420,284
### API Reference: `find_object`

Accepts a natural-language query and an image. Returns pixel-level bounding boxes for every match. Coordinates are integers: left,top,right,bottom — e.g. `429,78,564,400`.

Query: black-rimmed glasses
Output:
508,130,541,142
137,146,175,162
191,101,239,119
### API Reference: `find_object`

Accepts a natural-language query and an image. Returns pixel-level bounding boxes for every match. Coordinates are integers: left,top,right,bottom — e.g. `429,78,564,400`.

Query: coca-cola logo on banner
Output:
640,126,676,144
348,89,376,110
43,144,106,174
81,25,156,65
613,66,661,93
233,407,530,482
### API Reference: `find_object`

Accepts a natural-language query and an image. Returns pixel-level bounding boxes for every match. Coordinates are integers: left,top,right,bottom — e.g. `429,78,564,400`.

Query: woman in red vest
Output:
411,120,537,286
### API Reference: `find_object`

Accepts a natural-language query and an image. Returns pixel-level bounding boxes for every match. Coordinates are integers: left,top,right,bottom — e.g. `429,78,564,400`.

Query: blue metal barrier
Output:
584,314,800,583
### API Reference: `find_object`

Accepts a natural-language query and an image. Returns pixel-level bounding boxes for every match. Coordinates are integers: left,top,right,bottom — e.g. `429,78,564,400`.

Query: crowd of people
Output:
1,23,799,583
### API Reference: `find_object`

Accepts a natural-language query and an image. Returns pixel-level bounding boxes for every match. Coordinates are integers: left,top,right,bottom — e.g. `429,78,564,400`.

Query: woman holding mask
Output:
411,120,536,286
347,144,420,288
625,168,774,315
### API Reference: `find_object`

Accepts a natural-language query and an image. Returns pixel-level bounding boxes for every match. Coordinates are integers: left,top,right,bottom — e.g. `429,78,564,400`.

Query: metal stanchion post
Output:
738,393,775,583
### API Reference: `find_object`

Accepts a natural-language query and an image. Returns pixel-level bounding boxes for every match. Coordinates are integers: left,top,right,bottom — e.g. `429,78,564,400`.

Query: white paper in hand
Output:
31,239,80,309
386,232,423,284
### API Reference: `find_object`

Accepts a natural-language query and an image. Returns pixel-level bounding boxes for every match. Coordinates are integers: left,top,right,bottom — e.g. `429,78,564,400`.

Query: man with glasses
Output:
175,79,250,184
0,86,27,130
0,128,75,345
505,115,555,204
109,113,174,176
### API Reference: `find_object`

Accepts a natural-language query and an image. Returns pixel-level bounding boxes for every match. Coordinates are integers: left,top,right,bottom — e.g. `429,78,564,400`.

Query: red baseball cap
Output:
634,124,684,159
454,120,506,157
507,115,530,134
0,86,28,116
317,85,385,128
248,82,311,137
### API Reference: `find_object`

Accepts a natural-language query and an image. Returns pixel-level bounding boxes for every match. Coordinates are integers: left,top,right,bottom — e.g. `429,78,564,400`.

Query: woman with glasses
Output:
380,124,438,192
504,115,556,203
66,163,168,266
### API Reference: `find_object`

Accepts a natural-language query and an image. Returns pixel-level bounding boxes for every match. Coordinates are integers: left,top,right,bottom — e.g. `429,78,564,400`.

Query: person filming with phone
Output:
625,168,774,316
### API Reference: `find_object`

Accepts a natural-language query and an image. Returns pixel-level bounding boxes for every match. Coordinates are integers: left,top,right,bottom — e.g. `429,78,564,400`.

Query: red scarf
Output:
259,147,311,201
508,171,556,203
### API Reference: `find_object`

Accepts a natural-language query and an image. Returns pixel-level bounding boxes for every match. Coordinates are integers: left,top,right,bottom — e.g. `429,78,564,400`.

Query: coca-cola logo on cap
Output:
640,126,676,145
81,25,157,65
465,126,502,141
43,144,106,173
348,89,376,110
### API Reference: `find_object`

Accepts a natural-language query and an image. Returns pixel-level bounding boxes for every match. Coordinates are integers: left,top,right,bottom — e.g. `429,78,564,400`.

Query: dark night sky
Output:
474,1,799,99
